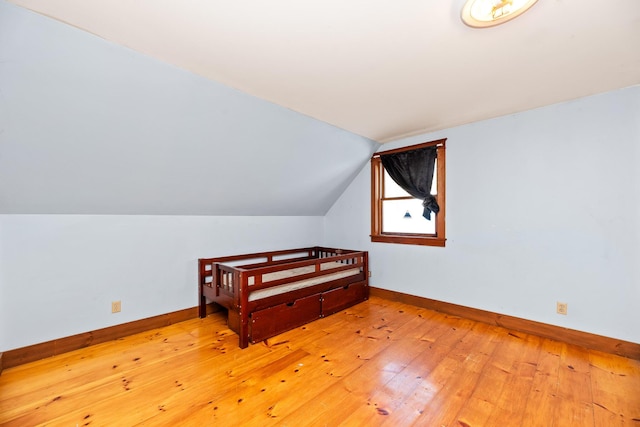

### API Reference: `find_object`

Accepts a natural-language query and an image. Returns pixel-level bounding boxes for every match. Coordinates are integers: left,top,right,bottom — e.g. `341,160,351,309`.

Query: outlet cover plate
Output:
112,301,121,313
556,302,568,315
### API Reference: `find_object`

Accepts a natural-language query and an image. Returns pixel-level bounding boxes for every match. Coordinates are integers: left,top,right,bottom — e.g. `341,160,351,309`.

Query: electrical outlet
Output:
556,302,568,315
112,301,121,313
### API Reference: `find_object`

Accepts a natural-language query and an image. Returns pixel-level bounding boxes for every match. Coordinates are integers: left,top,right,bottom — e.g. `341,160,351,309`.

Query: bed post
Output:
238,271,250,349
198,259,207,318
364,251,370,288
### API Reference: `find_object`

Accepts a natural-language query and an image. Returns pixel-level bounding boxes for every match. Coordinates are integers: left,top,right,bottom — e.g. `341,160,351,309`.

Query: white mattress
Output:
249,266,360,301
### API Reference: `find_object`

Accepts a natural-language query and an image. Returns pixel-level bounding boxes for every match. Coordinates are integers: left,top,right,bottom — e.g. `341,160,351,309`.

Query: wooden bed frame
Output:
199,247,369,348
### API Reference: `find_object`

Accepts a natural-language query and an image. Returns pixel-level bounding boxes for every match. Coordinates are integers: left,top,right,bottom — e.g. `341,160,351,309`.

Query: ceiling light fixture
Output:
461,0,538,28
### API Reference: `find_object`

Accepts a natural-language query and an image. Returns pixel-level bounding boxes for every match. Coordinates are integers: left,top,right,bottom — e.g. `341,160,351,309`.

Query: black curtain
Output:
380,146,439,220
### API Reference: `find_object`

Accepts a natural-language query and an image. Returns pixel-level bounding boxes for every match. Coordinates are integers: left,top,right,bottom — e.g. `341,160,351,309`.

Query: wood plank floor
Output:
1,296,639,426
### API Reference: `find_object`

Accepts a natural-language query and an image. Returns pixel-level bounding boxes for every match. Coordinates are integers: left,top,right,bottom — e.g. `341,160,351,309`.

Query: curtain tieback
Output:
422,195,439,220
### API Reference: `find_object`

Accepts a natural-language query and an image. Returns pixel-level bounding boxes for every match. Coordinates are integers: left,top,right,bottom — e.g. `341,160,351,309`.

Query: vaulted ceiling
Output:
2,0,639,216
8,0,640,142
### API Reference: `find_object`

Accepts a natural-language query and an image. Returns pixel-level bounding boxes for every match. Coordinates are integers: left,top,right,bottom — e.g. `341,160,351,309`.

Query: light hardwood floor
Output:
1,296,639,426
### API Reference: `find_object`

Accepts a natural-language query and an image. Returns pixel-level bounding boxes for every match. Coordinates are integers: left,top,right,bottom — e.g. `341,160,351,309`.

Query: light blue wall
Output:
0,215,324,350
2,0,638,351
325,86,640,344
0,1,378,352
0,1,378,216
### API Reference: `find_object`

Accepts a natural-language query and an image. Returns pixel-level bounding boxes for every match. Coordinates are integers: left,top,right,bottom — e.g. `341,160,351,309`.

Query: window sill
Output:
370,234,446,247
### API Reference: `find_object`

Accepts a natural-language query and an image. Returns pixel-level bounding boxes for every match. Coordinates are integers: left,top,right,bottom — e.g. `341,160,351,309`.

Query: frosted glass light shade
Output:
461,0,538,28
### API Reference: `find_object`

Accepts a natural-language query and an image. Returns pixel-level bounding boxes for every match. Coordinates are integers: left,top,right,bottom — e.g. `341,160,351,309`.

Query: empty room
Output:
1,0,639,425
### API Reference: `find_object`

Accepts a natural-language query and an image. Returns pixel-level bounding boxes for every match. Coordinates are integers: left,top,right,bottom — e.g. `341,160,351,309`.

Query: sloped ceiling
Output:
2,0,640,217
6,0,640,142
0,1,378,216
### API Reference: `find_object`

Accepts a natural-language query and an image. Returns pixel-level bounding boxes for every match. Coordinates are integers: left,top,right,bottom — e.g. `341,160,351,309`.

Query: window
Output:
371,138,446,246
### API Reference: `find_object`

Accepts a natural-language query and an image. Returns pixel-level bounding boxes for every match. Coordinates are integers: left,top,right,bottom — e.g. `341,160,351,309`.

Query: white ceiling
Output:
8,0,640,143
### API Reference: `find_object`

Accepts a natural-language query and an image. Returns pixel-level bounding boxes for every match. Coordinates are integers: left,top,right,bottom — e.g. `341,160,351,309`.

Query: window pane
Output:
383,170,410,198
382,199,436,234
